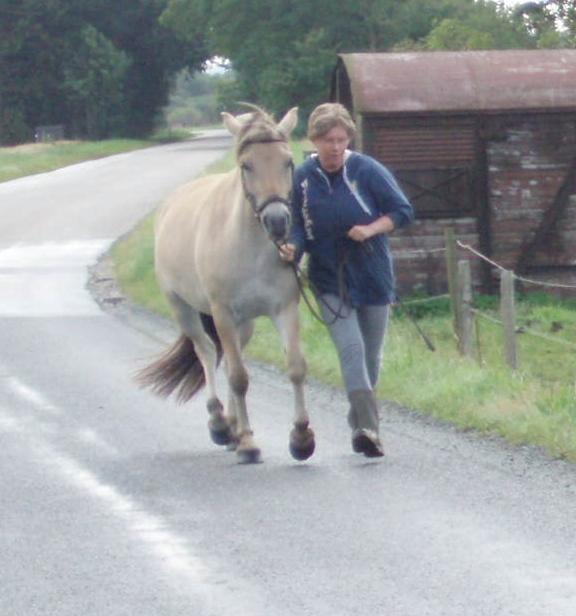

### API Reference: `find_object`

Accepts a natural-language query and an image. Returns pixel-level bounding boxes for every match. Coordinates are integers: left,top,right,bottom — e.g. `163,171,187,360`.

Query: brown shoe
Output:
348,390,384,457
352,429,385,457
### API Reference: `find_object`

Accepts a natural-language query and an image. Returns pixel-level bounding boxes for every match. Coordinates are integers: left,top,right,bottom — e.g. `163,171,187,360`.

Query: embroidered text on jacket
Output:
300,178,314,240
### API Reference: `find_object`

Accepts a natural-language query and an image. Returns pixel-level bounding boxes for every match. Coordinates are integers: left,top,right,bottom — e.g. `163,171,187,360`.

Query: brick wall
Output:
487,116,576,271
391,218,481,297
387,114,576,296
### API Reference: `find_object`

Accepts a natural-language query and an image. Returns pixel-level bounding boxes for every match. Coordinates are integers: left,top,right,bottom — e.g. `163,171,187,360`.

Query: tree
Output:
164,70,234,126
0,0,85,143
160,0,537,126
0,0,208,144
79,0,208,136
426,18,495,50
513,0,576,48
63,26,130,139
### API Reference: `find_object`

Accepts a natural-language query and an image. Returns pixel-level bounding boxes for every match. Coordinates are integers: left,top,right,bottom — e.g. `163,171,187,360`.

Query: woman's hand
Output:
278,243,296,262
348,215,395,243
347,225,374,243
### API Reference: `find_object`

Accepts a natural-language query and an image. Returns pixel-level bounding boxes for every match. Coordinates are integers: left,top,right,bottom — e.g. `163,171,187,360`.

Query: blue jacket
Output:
290,151,414,306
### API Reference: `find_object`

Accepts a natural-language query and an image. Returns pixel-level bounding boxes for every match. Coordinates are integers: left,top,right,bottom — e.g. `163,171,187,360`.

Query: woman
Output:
279,103,414,457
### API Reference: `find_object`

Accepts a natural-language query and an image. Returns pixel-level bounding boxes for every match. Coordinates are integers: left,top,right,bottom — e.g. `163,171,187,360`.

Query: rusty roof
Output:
336,50,576,114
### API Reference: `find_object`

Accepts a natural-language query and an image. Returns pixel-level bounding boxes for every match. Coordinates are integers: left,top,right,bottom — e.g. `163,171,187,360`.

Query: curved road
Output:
1,135,576,616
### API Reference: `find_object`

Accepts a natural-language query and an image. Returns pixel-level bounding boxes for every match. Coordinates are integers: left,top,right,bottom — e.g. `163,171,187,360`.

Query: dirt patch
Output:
87,251,128,312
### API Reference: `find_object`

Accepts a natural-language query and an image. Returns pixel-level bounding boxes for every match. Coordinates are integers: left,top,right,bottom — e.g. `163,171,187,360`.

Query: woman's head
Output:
308,103,356,172
307,103,356,142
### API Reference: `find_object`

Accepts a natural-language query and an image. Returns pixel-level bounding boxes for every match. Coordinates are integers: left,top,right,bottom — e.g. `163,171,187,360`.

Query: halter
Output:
237,136,294,219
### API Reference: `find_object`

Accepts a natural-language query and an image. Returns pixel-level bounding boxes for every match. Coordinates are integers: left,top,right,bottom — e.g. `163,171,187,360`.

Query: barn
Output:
331,50,576,295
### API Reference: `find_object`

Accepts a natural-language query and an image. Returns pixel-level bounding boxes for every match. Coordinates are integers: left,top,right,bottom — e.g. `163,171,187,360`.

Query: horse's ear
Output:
277,107,299,138
221,112,242,136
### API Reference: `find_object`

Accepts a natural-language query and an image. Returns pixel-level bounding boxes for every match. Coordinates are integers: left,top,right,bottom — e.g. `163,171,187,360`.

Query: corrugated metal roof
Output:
337,50,576,114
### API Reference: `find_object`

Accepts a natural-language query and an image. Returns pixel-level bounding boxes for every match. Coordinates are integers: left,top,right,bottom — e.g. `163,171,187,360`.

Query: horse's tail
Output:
136,313,223,404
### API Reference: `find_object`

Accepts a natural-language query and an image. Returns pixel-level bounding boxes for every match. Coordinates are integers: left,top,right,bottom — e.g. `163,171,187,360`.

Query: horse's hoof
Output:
289,425,315,461
351,429,385,458
290,439,315,461
208,418,232,446
236,447,262,464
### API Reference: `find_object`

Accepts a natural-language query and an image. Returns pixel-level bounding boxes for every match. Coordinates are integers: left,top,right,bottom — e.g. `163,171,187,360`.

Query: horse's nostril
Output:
264,215,289,241
262,204,291,241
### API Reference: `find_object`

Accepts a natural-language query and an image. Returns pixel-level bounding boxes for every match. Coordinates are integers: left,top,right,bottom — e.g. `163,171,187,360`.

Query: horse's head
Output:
221,106,298,244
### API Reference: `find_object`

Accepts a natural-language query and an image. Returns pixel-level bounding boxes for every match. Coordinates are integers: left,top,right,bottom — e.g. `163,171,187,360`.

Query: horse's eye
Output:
241,162,253,173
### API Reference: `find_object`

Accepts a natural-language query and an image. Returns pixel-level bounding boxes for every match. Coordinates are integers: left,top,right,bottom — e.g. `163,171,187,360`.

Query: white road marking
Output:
6,376,61,416
0,240,113,317
1,375,271,615
74,428,120,456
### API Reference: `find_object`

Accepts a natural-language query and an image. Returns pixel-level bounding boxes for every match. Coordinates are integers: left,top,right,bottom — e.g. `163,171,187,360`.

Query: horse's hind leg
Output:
167,293,232,446
274,302,315,461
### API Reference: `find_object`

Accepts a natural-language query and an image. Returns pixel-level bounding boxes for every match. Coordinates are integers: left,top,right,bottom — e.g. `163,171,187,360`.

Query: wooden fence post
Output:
444,227,459,338
500,269,518,370
457,260,474,358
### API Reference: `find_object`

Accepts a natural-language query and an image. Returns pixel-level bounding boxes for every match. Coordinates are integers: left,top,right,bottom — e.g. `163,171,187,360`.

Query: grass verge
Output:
112,139,576,462
0,130,194,184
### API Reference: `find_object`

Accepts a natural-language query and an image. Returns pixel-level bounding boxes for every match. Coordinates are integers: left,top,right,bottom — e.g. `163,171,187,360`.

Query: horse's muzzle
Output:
261,201,292,243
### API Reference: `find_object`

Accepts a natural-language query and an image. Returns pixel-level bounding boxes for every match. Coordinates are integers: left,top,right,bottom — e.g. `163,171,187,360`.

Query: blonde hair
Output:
307,103,356,141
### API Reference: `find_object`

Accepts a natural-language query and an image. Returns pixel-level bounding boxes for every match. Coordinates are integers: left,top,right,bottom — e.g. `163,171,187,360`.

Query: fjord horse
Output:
138,106,315,463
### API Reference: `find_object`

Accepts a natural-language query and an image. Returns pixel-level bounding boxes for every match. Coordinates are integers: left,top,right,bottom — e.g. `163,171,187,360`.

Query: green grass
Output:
112,216,172,317
0,129,198,184
105,138,576,463
245,293,576,461
0,139,155,183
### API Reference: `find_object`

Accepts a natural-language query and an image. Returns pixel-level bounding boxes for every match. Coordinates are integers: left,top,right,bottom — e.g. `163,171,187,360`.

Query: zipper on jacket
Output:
315,167,333,194
343,165,372,215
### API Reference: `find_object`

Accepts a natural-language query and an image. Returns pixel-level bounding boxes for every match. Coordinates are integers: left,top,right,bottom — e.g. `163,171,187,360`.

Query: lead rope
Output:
276,239,435,350
275,239,349,326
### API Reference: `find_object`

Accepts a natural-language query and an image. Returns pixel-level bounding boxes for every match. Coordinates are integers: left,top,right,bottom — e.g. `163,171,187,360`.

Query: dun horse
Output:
138,106,315,463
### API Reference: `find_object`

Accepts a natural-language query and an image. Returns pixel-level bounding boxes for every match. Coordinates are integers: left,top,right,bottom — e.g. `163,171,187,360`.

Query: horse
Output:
137,106,315,464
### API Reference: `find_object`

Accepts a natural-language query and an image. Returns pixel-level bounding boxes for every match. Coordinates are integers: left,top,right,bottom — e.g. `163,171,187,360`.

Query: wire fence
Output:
398,228,576,369
451,230,576,368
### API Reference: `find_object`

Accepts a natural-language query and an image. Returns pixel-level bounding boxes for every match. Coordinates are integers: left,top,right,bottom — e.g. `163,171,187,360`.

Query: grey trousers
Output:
318,294,390,394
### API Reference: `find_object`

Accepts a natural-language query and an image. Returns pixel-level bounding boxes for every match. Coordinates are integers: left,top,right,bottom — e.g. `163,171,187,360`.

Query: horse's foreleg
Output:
274,303,315,461
212,306,260,463
224,320,254,450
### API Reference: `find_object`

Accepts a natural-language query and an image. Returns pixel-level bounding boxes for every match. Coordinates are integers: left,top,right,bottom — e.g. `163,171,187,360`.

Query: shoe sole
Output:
352,431,385,458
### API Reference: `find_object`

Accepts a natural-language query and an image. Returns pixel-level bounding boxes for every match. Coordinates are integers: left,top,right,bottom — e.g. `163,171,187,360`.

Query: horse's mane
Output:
235,104,287,156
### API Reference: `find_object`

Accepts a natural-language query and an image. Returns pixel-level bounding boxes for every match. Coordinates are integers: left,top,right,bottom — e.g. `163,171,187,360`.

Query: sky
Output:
499,0,530,6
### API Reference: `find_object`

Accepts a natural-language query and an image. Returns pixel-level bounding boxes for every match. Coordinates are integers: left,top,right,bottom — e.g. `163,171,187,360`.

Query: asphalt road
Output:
1,134,576,616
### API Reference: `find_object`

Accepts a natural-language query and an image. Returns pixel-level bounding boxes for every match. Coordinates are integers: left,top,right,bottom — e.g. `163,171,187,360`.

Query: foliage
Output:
164,70,234,127
81,0,207,137
0,0,82,143
2,0,574,145
426,19,496,50
63,26,130,139
159,0,573,125
160,0,489,126
513,0,576,48
0,0,207,144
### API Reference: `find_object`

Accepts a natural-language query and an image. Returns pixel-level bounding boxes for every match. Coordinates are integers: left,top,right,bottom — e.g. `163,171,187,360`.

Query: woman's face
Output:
312,125,351,172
